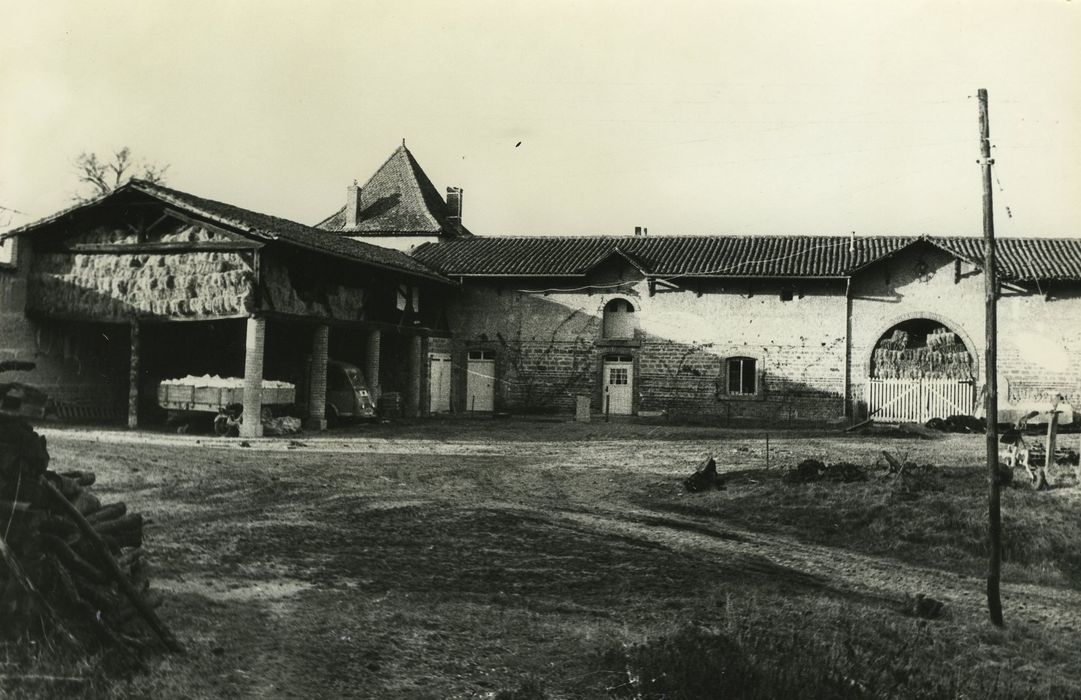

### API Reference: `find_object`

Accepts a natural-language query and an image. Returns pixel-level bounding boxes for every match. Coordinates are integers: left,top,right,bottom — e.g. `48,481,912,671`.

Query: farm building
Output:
411,232,1081,423
4,143,1081,428
0,179,451,435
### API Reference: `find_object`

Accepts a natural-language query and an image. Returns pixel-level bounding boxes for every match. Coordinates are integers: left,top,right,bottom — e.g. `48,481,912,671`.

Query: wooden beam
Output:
59,241,260,254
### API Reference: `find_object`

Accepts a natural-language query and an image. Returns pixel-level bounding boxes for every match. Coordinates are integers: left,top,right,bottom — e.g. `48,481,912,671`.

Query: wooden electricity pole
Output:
979,88,1004,627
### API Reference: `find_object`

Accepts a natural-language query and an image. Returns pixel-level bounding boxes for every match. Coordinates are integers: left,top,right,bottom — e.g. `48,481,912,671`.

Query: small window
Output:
602,298,639,339
727,357,757,395
609,367,628,385
0,236,15,268
468,350,495,361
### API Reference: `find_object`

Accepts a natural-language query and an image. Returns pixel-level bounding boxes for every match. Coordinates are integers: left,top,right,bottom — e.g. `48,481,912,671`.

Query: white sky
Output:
1,0,1079,238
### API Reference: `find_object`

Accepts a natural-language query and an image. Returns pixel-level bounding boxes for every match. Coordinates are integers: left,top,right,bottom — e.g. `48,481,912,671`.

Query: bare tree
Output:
73,147,169,201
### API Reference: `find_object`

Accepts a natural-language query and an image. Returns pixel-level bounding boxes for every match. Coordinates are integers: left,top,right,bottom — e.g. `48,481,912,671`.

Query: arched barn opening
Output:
867,318,977,423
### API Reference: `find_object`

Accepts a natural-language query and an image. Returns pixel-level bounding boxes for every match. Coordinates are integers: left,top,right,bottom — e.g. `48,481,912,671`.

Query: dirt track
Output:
34,421,1081,698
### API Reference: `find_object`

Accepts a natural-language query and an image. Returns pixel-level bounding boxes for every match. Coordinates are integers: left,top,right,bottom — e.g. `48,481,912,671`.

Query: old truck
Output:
325,359,376,424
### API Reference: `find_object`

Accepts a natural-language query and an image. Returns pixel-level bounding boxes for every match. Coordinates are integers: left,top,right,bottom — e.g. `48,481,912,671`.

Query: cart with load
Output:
157,375,297,435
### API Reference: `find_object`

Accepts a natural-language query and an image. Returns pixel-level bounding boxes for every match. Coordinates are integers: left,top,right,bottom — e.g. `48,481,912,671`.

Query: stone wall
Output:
445,264,850,423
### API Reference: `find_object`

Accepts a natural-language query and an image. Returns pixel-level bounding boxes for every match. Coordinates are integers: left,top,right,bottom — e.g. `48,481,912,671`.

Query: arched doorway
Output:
867,318,977,422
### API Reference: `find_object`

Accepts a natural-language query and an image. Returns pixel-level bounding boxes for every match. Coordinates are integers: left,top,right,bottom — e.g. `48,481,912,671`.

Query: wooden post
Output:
765,433,770,470
979,88,1004,627
127,320,139,430
1037,405,1058,490
240,316,265,438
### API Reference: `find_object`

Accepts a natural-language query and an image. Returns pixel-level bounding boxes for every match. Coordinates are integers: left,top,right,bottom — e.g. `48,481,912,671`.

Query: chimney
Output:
446,187,463,221
346,181,361,228
634,226,647,236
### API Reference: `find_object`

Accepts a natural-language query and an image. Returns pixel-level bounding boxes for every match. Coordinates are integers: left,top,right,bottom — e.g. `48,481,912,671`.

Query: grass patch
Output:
645,463,1081,588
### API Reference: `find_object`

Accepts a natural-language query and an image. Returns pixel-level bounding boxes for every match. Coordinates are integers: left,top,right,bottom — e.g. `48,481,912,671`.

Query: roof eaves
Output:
0,188,117,238
127,183,451,284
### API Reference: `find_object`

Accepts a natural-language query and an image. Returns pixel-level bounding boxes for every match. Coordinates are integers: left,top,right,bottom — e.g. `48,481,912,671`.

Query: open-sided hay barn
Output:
1,180,451,435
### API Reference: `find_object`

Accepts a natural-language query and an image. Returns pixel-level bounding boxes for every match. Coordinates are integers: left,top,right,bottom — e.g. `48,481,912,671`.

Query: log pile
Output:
0,415,181,665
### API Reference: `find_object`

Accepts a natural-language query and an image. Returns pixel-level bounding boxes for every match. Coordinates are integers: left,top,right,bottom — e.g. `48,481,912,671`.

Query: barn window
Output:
602,298,638,339
727,357,757,395
468,350,495,360
0,236,16,268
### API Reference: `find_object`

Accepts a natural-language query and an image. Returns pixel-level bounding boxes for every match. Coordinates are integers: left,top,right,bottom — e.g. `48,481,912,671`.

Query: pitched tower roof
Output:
316,143,470,237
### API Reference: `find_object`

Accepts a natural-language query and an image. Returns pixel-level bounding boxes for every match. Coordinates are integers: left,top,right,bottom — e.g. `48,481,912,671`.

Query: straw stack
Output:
28,251,254,321
872,325,973,380
262,262,364,320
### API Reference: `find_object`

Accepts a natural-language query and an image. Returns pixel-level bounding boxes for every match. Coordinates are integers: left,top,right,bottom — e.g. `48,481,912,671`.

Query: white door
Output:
429,352,452,413
604,360,634,415
466,351,495,412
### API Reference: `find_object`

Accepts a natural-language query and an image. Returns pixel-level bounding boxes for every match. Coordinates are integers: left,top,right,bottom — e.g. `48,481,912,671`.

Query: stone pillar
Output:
405,334,423,418
127,320,140,429
240,316,266,438
365,329,381,404
307,324,329,430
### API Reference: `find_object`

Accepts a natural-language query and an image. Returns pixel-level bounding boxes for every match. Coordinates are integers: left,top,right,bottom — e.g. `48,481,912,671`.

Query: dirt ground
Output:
23,418,1081,698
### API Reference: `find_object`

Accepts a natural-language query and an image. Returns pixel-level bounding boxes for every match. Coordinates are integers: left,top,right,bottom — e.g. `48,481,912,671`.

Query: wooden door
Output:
466,351,495,412
604,360,634,415
429,352,452,413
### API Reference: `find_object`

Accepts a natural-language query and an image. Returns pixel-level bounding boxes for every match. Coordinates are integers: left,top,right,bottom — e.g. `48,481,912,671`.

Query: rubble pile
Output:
924,415,986,433
783,459,868,484
683,455,726,493
0,415,180,663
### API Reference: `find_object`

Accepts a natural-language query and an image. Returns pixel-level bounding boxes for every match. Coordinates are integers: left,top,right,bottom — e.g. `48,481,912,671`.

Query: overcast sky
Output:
2,0,1078,238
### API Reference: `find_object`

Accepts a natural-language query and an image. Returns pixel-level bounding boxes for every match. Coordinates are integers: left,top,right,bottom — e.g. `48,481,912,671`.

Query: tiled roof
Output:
930,237,1081,281
316,144,470,237
4,181,449,283
413,234,1081,281
413,235,914,278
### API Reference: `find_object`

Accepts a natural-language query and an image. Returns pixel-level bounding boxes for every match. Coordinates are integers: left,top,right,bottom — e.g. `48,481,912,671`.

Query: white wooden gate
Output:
868,379,975,423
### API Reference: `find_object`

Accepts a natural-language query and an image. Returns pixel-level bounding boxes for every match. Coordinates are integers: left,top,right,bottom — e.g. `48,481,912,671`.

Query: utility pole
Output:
979,88,1004,627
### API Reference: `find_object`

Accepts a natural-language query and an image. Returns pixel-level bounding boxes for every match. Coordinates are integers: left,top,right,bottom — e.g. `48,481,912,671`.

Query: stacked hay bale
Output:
262,261,365,320
28,250,254,321
872,325,973,380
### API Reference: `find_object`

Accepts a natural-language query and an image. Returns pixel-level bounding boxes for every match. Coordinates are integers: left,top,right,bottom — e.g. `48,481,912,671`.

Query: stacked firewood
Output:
0,414,181,664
